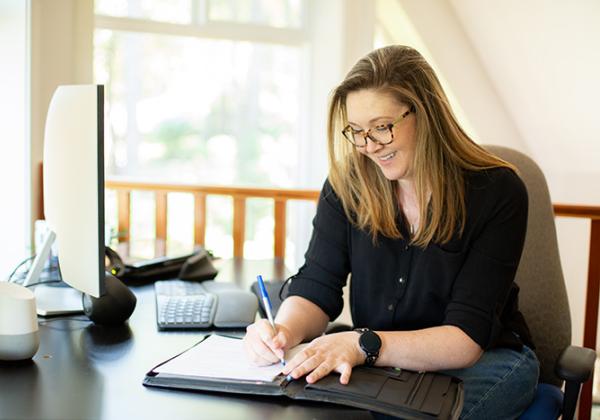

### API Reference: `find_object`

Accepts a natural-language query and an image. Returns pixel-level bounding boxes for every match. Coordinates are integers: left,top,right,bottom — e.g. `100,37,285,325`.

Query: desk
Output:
0,259,371,420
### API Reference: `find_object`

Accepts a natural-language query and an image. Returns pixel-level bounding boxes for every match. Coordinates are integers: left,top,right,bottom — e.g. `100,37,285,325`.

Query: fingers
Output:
338,362,353,384
244,320,286,365
281,333,358,385
289,354,350,384
306,360,332,383
244,334,282,366
281,347,310,376
284,350,322,381
272,329,289,351
283,348,331,383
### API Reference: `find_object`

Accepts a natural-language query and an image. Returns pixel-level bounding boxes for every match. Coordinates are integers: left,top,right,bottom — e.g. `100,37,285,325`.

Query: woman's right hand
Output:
243,319,294,366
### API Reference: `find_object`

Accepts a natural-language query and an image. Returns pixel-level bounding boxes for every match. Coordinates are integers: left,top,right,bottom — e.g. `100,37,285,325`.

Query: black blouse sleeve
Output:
286,179,351,321
443,169,529,349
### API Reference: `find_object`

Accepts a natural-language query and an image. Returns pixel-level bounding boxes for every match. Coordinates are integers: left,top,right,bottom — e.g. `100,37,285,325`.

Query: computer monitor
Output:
26,84,136,325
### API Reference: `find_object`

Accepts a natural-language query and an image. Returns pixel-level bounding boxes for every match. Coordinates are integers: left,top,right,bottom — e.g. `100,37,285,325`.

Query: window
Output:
94,0,311,261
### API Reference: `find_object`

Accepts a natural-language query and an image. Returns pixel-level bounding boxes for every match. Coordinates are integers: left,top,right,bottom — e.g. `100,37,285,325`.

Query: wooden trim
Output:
274,199,287,259
580,219,600,420
193,192,207,247
233,197,246,258
155,191,168,242
583,219,600,349
106,179,320,201
553,204,600,219
38,162,45,220
117,190,131,242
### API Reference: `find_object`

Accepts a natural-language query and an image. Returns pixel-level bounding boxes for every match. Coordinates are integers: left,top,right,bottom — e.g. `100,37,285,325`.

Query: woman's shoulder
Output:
318,177,349,217
465,166,528,207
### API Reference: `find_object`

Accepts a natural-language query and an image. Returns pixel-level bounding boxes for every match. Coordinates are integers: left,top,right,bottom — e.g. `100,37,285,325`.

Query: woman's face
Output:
345,89,416,182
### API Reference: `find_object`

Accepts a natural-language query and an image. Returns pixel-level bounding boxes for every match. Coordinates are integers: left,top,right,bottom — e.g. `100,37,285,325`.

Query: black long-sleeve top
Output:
287,167,533,351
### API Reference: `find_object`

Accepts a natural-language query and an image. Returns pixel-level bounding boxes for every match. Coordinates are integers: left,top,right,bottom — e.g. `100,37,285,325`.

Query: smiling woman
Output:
243,45,540,420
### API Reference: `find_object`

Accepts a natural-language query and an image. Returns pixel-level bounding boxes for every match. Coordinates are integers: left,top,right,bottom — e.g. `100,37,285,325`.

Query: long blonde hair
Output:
327,45,515,247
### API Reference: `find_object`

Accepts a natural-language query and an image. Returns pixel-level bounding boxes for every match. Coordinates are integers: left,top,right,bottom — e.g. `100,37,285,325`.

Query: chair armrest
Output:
555,345,596,383
555,345,596,420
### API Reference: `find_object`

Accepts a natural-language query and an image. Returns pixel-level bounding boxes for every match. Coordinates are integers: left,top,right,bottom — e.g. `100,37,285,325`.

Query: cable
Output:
10,267,61,285
278,274,294,301
24,280,64,288
7,256,35,282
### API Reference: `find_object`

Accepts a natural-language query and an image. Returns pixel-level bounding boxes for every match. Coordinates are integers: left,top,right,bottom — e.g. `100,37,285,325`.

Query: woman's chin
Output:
379,166,408,181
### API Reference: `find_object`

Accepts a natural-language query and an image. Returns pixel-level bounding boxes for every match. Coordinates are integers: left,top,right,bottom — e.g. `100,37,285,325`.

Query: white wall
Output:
448,0,600,348
0,0,29,278
396,0,528,152
29,0,93,230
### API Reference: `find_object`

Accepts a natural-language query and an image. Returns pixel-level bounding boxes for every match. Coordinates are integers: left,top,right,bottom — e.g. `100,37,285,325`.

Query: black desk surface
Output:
0,259,372,420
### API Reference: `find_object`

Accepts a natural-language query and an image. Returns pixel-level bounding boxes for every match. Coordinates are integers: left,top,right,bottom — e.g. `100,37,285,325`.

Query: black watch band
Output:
354,328,382,366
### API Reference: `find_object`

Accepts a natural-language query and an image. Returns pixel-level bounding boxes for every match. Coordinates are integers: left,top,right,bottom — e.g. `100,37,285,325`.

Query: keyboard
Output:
154,280,217,329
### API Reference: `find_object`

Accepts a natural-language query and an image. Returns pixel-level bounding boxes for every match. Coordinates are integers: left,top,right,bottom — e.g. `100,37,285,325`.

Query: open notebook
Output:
153,334,307,382
144,334,463,419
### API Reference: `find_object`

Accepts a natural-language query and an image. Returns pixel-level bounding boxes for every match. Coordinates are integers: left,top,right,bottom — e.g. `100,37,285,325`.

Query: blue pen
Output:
256,275,287,368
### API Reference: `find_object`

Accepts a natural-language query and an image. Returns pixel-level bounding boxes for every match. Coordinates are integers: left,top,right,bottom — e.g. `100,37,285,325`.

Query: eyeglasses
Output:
341,109,413,147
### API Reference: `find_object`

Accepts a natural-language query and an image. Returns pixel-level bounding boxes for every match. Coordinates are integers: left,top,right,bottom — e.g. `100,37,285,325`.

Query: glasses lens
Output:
343,127,360,145
369,126,393,144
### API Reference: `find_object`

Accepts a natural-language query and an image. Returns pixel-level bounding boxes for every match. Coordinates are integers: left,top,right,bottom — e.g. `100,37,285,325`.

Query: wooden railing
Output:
105,180,320,259
553,204,600,420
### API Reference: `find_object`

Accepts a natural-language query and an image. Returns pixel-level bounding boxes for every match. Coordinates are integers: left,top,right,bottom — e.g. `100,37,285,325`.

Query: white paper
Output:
154,334,307,382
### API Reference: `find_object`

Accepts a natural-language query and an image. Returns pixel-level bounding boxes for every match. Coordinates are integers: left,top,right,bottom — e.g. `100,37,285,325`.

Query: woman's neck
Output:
397,181,419,232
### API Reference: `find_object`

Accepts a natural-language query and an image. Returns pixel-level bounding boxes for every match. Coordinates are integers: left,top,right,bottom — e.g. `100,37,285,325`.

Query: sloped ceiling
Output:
395,0,599,203
447,0,600,203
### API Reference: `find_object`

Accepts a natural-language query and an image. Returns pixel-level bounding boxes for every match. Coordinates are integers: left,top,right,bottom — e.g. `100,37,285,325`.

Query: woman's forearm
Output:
377,325,483,371
275,296,329,347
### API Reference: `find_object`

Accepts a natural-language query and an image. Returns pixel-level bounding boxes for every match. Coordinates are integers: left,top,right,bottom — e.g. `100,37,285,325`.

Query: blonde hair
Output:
327,45,515,247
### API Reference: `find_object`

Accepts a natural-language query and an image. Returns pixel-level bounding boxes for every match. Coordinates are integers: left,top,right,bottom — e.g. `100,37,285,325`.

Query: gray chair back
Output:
485,145,571,386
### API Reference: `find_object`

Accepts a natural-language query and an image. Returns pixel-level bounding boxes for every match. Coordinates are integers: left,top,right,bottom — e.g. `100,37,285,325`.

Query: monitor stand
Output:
33,284,84,317
25,230,136,324
24,230,84,316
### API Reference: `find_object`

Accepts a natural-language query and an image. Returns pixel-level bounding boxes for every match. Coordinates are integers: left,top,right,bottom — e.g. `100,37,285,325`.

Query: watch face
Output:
360,330,382,353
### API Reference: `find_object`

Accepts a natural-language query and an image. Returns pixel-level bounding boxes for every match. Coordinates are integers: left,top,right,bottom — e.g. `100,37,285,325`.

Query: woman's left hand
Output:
282,331,365,385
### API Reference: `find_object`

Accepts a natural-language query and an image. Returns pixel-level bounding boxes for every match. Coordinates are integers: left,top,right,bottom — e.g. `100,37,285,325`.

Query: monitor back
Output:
43,85,104,298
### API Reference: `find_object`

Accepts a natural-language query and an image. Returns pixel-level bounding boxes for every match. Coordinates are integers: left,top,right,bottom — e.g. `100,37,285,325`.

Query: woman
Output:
243,45,539,419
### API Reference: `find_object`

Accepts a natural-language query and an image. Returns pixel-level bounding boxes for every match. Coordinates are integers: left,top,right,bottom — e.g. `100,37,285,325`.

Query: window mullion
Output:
94,15,306,46
191,0,208,26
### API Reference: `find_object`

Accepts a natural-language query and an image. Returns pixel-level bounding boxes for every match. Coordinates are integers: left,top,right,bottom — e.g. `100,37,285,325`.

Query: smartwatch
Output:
354,328,382,366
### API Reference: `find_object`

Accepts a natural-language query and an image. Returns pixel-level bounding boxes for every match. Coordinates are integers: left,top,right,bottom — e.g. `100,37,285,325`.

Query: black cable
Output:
278,274,294,301
10,267,61,285
7,256,35,282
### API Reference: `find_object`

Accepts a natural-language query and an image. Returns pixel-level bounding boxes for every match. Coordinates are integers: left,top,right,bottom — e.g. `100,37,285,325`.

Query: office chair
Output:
324,145,596,419
484,145,596,420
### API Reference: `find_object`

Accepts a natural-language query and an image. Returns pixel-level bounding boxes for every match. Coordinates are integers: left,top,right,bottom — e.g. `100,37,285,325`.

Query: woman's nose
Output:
364,136,383,154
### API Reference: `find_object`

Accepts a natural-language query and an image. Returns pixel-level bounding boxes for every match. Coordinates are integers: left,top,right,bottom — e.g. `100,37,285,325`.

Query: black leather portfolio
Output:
143,335,463,419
